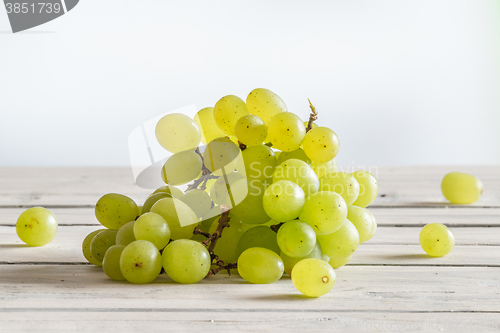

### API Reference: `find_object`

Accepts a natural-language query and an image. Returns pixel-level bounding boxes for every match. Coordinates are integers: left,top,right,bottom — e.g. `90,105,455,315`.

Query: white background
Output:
0,0,499,167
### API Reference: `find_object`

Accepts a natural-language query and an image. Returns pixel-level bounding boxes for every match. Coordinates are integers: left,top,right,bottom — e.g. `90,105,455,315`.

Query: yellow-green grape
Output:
90,229,118,265
238,247,284,284
241,144,276,182
351,171,378,208
267,112,306,152
115,221,136,246
142,192,172,214
161,150,202,186
277,220,316,258
280,242,328,275
291,258,336,297
180,189,213,218
95,193,138,230
155,113,201,153
318,220,359,259
329,256,351,269
209,172,245,207
276,148,311,165
162,239,211,284
82,229,105,266
153,185,184,199
246,88,287,125
137,205,143,216
102,245,126,281
150,197,198,240
347,205,377,243
133,212,171,250
16,207,58,246
441,172,483,204
235,115,267,146
213,95,250,136
419,223,455,257
299,191,347,235
120,240,162,284
209,218,245,263
203,137,240,174
319,172,360,206
263,180,305,222
235,226,280,259
273,158,319,197
302,127,340,163
230,179,271,225
193,107,226,144
312,158,338,179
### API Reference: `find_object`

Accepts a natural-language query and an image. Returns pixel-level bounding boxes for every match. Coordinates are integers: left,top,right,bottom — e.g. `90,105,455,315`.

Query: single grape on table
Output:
16,207,58,247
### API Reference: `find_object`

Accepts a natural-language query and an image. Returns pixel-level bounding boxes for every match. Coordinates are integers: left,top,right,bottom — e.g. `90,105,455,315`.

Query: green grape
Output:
419,223,455,257
90,229,118,264
137,205,143,216
263,180,305,222
230,179,271,225
193,107,226,144
246,88,287,125
347,205,377,243
235,226,280,259
142,192,172,214
161,150,202,186
203,137,241,174
277,220,316,258
291,258,336,297
319,172,360,206
209,172,245,207
241,144,276,182
155,113,201,153
235,114,267,146
441,172,483,204
329,256,351,269
82,229,105,266
312,158,338,179
95,193,138,229
115,221,136,246
120,240,162,284
280,242,327,275
102,245,126,281
351,171,378,207
299,191,347,235
267,112,306,152
276,148,311,165
180,189,213,218
318,220,359,259
150,197,198,240
162,239,211,284
273,159,319,197
16,207,57,246
133,212,171,250
237,247,284,284
302,127,340,163
209,218,245,263
213,95,250,136
153,185,184,199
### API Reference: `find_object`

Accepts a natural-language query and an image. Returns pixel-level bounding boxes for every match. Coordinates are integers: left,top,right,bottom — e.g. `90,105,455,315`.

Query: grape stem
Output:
207,261,238,277
185,148,219,191
238,141,247,151
193,227,211,238
306,99,318,132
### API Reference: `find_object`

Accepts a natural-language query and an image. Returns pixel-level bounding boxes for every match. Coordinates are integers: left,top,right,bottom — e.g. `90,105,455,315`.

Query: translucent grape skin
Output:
180,189,213,218
441,172,483,204
209,218,245,263
267,112,306,152
280,241,328,275
230,179,271,225
299,191,348,235
291,258,336,297
194,107,226,144
102,245,126,281
115,221,136,246
82,229,105,266
133,212,171,250
235,226,280,259
213,95,250,136
209,172,245,207
273,158,319,197
155,113,201,153
302,127,340,163
246,88,287,125
319,172,360,206
142,192,172,214
241,144,276,182
351,171,378,208
318,220,359,259
235,114,267,146
150,197,198,240
419,223,455,257
16,207,58,246
95,193,138,230
347,205,377,244
263,180,305,222
238,247,284,284
161,150,202,186
162,239,211,284
312,158,338,179
329,256,351,269
203,137,241,174
153,185,184,199
277,220,316,258
276,148,311,165
90,229,118,265
120,240,162,284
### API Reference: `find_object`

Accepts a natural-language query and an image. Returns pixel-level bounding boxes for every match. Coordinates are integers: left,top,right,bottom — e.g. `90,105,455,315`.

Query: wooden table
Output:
1,166,499,332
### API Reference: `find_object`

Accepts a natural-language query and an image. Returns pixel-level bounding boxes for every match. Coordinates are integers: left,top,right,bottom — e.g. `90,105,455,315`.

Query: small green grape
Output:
155,113,201,153
180,189,213,218
246,88,287,125
133,212,171,250
302,127,340,163
120,240,162,284
319,172,360,206
241,144,276,182
90,229,118,265
102,245,126,281
194,107,226,144
115,221,136,246
16,207,58,246
238,247,284,284
235,114,267,146
161,150,202,186
95,193,138,230
277,220,316,258
162,239,211,284
150,197,198,240
419,223,455,257
351,171,378,208
312,158,338,179
291,258,336,297
299,191,347,235
276,148,311,165
329,256,351,269
267,112,306,152
262,180,305,222
273,158,319,197
82,229,105,266
317,220,359,259
235,226,280,259
441,172,483,204
213,95,250,136
153,185,184,199
347,205,377,243
142,192,172,214
280,241,327,275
